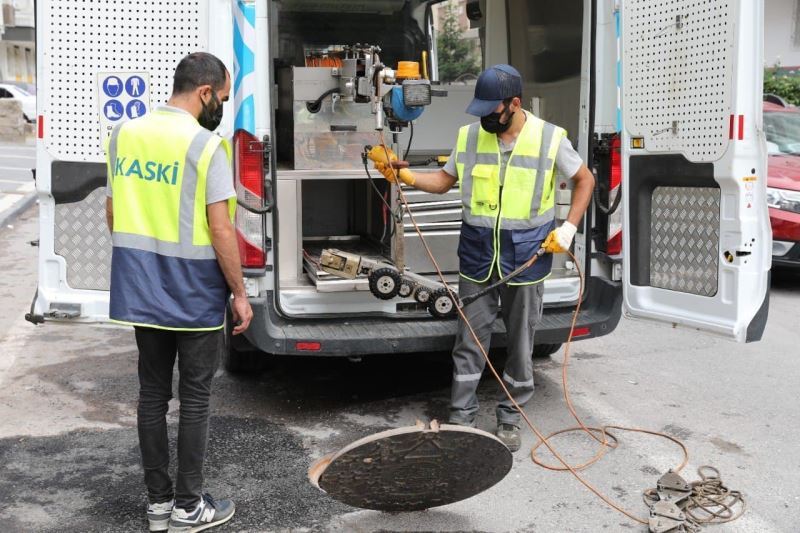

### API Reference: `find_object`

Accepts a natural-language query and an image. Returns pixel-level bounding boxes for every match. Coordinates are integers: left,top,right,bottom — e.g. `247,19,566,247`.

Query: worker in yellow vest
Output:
373,64,594,451
105,52,251,532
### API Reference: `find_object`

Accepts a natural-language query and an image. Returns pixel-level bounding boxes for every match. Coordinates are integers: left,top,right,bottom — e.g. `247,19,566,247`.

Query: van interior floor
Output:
302,238,384,291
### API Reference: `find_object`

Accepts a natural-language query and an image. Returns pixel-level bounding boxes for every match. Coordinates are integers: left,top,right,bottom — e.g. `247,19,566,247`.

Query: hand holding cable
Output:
543,221,577,253
366,145,416,186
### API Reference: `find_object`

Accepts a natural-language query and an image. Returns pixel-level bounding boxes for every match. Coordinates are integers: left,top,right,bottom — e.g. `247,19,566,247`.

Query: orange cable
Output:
376,132,693,526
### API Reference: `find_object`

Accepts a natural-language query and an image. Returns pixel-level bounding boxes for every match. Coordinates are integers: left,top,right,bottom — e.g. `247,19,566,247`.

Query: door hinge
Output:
45,303,82,320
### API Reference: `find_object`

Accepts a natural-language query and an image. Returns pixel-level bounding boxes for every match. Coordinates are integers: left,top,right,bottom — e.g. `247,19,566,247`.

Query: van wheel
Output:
223,309,264,373
532,343,562,358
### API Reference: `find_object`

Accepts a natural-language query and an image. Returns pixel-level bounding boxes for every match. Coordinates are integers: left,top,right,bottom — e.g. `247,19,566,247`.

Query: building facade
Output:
0,0,35,84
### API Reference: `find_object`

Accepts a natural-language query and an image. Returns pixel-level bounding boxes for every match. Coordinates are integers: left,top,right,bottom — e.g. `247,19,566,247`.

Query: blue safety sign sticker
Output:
102,76,124,98
98,72,151,145
126,76,146,97
126,99,147,119
104,100,124,121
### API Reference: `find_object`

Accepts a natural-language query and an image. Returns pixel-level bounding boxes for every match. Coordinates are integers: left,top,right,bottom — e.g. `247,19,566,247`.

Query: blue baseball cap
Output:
465,64,523,117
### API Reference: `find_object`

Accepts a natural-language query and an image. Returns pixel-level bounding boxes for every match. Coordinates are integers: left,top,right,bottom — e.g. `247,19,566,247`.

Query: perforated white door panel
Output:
622,0,733,162
33,0,214,323
620,0,771,343
44,0,209,162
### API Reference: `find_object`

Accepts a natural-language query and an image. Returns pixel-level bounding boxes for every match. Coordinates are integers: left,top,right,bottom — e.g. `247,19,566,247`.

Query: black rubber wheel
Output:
428,289,457,318
532,343,562,359
369,268,402,300
398,279,415,298
223,307,265,373
414,287,432,304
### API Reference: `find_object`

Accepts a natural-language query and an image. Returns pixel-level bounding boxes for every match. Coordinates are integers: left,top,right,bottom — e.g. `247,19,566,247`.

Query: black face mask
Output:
481,102,514,134
199,91,223,131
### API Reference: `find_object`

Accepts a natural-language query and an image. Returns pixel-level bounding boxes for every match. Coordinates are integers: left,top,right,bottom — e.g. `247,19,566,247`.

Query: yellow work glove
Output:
543,221,577,253
367,145,416,186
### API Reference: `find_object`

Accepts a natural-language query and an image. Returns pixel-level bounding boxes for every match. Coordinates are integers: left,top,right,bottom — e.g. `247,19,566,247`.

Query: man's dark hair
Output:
172,52,228,95
503,95,523,106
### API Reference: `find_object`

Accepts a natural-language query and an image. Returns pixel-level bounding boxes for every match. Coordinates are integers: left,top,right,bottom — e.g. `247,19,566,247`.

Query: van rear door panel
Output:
620,0,770,342
33,0,218,323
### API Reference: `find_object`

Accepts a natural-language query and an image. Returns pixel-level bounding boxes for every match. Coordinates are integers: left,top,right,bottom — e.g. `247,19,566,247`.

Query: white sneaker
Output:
147,499,174,532
167,493,235,533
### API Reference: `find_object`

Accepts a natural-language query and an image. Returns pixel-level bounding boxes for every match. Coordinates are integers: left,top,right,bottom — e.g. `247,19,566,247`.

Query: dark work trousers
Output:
134,326,222,509
449,272,545,428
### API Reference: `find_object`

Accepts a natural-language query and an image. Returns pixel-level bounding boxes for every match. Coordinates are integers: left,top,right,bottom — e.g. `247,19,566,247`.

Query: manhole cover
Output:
309,420,512,512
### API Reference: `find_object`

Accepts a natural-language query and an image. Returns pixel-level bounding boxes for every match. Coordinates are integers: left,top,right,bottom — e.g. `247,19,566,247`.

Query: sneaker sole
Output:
167,509,235,533
149,517,170,532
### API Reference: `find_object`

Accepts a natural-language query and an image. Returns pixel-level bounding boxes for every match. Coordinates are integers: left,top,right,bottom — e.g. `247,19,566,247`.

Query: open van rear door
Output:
620,0,770,342
29,1,228,324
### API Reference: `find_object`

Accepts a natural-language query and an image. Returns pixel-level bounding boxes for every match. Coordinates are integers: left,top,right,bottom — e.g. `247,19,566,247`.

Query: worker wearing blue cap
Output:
373,64,594,451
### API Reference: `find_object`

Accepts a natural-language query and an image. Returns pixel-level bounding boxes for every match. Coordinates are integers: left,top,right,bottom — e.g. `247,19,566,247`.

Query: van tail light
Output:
296,341,322,352
607,134,623,256
571,326,591,338
233,129,266,269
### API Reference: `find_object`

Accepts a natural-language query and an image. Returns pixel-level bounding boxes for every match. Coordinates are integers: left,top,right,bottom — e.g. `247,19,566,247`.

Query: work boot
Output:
496,423,521,452
147,499,174,532
167,493,235,533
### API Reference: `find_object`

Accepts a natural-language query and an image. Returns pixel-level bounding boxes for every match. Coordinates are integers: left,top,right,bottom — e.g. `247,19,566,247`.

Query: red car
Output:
764,101,800,268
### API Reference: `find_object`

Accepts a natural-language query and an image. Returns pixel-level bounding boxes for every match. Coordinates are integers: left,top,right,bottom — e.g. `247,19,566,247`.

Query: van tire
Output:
223,308,265,374
223,342,265,374
532,343,562,358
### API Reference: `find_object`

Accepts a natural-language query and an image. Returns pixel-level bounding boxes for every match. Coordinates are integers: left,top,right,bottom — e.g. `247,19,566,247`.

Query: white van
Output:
28,0,771,370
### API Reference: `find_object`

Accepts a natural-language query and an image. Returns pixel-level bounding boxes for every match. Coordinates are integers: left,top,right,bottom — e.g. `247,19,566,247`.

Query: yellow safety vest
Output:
106,106,236,330
454,111,566,284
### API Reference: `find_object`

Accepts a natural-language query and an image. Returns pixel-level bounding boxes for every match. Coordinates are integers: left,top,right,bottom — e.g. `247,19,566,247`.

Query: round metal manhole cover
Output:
309,421,512,512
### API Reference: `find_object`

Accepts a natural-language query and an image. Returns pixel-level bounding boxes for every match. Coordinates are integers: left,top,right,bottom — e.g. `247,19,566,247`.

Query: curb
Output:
0,192,37,229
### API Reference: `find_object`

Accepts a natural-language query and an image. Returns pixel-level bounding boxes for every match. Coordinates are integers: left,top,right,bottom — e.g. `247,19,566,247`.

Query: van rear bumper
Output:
237,277,621,356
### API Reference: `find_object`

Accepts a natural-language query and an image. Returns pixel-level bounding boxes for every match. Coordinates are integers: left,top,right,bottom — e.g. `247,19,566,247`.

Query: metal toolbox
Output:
277,66,377,170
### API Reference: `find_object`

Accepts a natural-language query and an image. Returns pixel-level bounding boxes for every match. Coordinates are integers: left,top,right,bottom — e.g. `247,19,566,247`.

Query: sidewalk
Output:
0,139,36,228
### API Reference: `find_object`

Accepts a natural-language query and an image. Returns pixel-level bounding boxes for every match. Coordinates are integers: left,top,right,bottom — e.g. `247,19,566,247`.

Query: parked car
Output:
0,82,36,123
764,101,800,268
0,80,36,95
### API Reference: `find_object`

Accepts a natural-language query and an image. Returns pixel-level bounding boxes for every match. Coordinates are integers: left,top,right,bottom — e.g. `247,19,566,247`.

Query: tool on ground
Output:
308,420,512,511
643,467,745,532
309,130,746,532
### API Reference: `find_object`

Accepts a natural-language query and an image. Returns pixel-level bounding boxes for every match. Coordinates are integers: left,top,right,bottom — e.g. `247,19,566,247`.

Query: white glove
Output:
543,221,577,253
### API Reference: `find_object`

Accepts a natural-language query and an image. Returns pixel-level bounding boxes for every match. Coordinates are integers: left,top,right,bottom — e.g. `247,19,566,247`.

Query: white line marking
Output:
0,195,20,212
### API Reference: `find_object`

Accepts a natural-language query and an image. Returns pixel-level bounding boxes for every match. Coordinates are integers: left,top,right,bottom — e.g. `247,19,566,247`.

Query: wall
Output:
0,0,35,82
765,0,800,68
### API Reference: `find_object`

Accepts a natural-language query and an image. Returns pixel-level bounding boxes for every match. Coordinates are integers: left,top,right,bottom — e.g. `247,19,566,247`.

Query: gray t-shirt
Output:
106,106,236,206
442,132,583,184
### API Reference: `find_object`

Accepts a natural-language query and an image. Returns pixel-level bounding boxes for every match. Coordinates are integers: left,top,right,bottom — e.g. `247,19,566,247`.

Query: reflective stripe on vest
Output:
455,111,565,230
107,107,236,330
454,112,566,284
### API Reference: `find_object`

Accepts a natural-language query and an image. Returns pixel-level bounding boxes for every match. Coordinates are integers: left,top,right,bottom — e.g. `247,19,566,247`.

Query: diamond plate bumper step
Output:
308,420,512,512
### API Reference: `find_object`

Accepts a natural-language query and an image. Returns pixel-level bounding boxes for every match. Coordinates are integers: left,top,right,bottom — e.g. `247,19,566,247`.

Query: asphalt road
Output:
0,207,797,532
0,140,36,227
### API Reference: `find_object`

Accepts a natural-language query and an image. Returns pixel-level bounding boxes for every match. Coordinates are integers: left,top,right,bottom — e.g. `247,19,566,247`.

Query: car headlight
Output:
766,187,800,214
